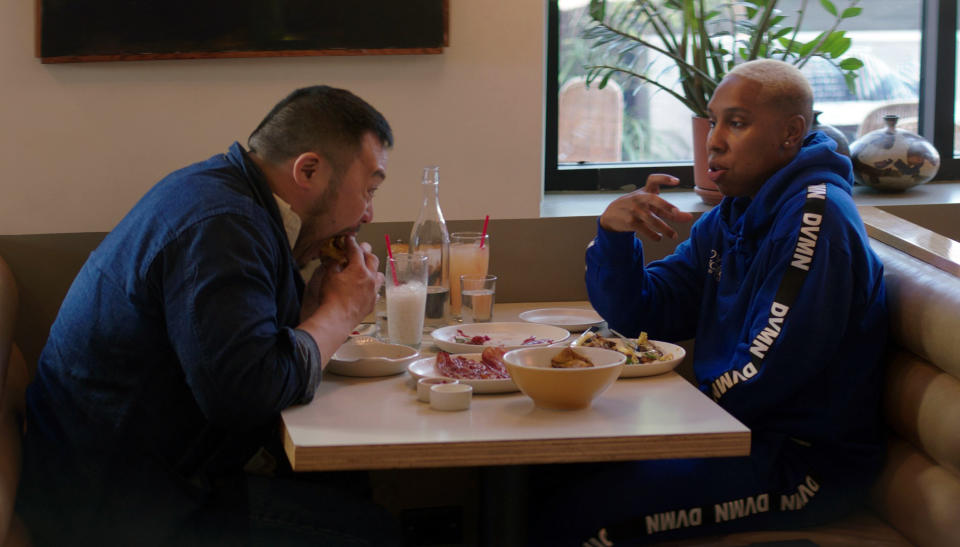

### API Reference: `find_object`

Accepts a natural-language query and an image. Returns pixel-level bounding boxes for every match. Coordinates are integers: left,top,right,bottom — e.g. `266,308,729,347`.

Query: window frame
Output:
545,0,960,192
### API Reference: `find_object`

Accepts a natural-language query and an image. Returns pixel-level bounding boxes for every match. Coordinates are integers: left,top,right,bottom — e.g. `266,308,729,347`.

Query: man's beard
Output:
292,181,352,266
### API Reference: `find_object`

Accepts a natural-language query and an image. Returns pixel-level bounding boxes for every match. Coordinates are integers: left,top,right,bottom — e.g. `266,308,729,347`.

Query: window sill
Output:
542,180,960,218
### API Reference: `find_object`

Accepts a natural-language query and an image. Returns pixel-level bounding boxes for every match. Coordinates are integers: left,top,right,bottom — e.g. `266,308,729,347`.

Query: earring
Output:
784,140,790,146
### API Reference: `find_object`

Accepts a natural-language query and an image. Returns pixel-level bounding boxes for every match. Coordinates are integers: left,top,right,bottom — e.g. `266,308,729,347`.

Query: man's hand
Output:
299,237,384,367
599,174,694,240
315,237,383,322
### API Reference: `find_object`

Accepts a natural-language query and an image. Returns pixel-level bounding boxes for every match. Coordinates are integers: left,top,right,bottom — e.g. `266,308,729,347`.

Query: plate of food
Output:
518,307,606,331
407,348,518,394
429,322,571,354
574,330,685,378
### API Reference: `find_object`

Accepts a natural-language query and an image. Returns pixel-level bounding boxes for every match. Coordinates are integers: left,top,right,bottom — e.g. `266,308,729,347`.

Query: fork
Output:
608,328,640,351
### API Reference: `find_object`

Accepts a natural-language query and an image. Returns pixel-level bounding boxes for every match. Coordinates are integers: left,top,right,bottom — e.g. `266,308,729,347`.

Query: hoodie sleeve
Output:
585,218,705,341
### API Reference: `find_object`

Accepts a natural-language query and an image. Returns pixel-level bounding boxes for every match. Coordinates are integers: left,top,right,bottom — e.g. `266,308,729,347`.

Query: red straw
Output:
480,215,490,248
384,234,399,286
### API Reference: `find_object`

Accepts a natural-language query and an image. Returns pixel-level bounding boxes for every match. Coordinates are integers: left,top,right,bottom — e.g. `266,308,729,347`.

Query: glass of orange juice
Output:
449,232,490,320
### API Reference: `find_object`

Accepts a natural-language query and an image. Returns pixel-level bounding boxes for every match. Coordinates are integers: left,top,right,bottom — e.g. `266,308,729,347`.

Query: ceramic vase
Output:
692,116,722,205
849,115,940,192
812,110,850,157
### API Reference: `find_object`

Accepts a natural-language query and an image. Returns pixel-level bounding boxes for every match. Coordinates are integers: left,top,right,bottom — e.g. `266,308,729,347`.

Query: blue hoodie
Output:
586,131,887,478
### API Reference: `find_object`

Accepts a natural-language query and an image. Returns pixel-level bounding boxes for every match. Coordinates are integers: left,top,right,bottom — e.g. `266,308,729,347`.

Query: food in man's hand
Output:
550,347,594,368
580,331,670,365
318,235,349,266
435,347,509,379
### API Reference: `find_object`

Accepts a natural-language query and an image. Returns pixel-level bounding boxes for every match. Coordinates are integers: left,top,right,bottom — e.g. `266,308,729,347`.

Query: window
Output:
546,0,960,192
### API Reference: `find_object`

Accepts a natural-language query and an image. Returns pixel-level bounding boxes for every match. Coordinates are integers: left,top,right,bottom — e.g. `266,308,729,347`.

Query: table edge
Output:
282,424,751,471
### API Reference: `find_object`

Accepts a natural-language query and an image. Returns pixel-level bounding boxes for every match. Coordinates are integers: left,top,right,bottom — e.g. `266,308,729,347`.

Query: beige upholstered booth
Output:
0,255,30,547
865,208,960,547
0,208,957,546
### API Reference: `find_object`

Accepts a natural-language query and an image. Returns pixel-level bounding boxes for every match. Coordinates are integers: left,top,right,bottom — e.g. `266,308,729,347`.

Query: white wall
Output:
0,1,546,235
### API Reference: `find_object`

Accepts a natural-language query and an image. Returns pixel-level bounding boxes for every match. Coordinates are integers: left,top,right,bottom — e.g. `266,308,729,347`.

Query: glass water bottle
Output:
409,166,450,330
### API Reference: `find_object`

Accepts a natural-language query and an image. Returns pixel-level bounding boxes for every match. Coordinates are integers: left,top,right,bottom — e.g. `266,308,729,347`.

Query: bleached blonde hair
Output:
725,59,814,132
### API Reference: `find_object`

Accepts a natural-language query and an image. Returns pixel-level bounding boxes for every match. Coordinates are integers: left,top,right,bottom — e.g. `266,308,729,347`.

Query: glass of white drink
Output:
449,232,490,321
386,253,429,348
460,274,497,323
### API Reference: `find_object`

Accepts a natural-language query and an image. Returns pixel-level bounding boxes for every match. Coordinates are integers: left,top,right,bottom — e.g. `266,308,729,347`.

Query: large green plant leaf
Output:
580,0,865,118
819,0,838,17
589,0,606,21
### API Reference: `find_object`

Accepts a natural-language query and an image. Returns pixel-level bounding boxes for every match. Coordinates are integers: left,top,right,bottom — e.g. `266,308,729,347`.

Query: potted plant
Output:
582,0,864,203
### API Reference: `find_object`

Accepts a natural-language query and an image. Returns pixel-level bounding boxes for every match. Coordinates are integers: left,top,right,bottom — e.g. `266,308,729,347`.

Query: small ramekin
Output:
430,383,473,411
417,377,459,403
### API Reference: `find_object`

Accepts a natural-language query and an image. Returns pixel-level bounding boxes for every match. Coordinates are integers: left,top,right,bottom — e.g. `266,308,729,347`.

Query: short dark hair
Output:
248,86,393,173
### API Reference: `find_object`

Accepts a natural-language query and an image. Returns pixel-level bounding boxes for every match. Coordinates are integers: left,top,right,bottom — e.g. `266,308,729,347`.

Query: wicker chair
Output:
856,101,918,137
857,101,960,154
557,77,623,163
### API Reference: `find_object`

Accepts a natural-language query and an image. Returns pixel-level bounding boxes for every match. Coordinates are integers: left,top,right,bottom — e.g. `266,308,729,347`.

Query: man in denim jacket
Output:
18,86,399,545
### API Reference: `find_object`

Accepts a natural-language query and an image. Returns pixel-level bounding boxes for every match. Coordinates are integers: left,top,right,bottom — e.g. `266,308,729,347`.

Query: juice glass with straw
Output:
449,217,490,321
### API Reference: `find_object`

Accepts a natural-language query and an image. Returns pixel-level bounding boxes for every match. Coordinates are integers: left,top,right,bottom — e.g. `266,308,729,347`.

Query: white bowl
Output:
502,346,626,410
430,383,473,411
417,377,459,403
327,339,419,377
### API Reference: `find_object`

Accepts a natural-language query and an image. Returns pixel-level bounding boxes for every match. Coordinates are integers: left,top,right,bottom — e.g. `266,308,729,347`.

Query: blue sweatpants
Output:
526,437,877,546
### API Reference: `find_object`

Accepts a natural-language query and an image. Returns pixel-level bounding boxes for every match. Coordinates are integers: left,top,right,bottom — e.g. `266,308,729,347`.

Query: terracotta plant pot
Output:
692,116,722,205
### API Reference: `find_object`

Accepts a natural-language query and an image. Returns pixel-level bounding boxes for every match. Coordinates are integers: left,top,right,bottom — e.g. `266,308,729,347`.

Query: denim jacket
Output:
23,143,321,514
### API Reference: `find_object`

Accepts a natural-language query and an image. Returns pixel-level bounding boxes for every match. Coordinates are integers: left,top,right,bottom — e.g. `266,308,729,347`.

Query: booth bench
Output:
1,206,959,546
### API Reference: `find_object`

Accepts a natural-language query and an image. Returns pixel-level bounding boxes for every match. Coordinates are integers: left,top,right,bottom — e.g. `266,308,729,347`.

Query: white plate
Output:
327,339,419,377
518,307,606,331
407,354,518,394
430,322,571,354
349,323,377,338
618,340,686,378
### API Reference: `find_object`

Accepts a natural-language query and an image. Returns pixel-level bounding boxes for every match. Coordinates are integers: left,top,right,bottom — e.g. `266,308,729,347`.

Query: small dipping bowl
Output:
417,377,459,403
430,383,473,411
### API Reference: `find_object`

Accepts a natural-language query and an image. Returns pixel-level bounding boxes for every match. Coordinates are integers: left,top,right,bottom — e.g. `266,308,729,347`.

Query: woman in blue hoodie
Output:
529,60,887,545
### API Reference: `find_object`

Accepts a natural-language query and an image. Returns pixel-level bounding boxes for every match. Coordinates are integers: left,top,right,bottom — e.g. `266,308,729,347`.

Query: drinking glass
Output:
374,282,389,342
449,232,490,321
376,239,409,341
460,274,497,323
385,253,429,348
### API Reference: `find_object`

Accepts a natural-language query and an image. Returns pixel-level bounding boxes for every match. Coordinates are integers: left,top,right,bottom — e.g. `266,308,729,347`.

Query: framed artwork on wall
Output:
36,0,449,63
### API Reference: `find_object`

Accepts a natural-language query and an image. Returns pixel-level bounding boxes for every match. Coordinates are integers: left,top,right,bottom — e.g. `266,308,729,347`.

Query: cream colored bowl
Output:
327,339,419,377
502,346,626,410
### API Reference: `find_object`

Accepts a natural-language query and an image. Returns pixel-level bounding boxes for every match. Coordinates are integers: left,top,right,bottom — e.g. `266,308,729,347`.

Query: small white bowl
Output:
417,377,459,403
327,339,419,377
430,383,473,411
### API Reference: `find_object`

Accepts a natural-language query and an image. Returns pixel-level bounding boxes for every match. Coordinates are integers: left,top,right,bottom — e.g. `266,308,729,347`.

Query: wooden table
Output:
281,302,750,472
